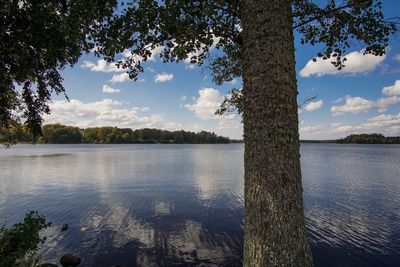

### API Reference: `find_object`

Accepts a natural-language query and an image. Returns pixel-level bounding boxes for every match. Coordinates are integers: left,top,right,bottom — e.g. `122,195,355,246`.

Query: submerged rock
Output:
60,223,69,231
60,254,81,267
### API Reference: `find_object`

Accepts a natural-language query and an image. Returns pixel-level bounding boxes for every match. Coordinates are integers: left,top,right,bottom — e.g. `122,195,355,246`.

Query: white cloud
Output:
81,59,125,73
109,73,145,83
365,113,400,131
122,46,164,62
331,95,400,115
299,125,325,135
300,112,400,139
83,46,163,74
331,124,354,133
184,88,222,120
393,54,400,62
300,49,386,77
216,115,241,130
154,73,173,83
331,113,400,136
44,99,181,130
179,95,187,101
102,85,121,94
331,96,375,115
382,80,400,96
109,73,130,83
304,100,323,112
184,88,242,138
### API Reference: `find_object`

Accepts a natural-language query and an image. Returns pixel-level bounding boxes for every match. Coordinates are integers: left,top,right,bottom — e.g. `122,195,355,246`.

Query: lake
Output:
1,144,399,266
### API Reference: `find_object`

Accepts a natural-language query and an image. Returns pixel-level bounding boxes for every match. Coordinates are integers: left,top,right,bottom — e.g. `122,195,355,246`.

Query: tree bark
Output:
241,0,313,266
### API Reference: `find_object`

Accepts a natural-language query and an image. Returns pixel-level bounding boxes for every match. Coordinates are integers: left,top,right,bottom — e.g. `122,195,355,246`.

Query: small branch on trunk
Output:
298,95,318,110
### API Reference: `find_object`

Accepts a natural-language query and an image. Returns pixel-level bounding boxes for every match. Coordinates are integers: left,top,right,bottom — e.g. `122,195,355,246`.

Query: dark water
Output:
0,144,399,266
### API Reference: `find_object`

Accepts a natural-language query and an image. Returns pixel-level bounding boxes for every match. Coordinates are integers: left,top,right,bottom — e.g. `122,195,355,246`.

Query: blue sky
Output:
45,2,400,139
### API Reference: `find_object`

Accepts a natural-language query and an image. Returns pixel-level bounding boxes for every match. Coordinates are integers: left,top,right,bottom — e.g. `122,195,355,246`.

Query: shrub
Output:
0,211,51,267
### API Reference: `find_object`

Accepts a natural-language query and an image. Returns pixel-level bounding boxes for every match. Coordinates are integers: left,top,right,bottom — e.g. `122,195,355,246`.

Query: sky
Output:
45,2,400,140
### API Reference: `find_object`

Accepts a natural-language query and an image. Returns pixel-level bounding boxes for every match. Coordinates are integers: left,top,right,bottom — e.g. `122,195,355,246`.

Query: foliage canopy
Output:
1,0,117,136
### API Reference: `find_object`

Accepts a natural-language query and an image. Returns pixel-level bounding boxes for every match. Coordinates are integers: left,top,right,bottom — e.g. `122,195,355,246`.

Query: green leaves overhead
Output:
92,1,241,79
1,0,117,137
293,0,397,68
93,0,397,115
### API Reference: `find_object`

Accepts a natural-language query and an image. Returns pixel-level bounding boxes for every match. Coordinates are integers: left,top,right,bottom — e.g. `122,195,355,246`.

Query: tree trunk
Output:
241,0,313,266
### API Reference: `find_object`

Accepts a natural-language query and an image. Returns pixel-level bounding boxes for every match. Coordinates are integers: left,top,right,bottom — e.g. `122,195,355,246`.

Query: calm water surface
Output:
1,144,399,266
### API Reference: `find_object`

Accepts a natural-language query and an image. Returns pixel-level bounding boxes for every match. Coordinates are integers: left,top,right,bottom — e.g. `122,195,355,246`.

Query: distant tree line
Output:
337,134,400,144
300,133,400,144
0,124,232,144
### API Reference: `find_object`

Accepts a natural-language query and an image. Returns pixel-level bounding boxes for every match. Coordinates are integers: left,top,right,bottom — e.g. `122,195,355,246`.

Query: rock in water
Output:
60,254,81,267
61,223,68,231
40,264,58,267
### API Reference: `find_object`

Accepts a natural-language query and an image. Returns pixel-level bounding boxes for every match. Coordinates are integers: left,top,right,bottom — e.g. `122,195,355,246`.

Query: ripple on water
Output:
1,144,400,266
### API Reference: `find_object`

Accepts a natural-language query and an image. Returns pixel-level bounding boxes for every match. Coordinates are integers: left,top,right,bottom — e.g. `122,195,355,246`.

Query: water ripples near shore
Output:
1,143,399,266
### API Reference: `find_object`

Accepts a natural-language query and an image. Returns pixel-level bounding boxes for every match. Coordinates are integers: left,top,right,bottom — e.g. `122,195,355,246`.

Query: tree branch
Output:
212,3,239,18
293,3,350,30
298,95,318,110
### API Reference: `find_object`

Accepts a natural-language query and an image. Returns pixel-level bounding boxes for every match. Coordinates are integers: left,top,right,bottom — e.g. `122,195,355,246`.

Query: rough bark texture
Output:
242,1,313,266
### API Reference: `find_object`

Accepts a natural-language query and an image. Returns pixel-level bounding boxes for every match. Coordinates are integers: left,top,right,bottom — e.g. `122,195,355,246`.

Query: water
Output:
0,144,399,266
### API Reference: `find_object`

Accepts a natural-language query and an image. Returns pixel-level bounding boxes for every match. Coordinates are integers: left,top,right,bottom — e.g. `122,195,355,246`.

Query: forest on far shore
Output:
2,124,398,145
301,133,400,144
0,124,234,144
337,134,400,144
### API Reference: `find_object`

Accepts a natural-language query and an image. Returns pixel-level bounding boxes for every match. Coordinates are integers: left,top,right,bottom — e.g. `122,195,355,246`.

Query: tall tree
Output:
1,0,397,266
71,1,399,265
241,1,313,265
